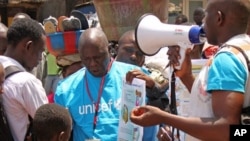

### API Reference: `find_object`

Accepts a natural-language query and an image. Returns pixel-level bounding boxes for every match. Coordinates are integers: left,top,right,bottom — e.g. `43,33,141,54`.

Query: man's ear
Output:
58,131,65,141
25,41,33,51
217,11,225,26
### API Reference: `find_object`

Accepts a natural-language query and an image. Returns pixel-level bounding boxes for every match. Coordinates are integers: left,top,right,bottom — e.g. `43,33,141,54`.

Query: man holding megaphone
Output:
130,0,250,141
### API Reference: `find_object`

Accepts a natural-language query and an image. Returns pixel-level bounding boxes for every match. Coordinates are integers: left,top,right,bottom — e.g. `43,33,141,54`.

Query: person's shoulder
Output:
0,56,26,71
5,71,42,90
226,34,250,46
0,56,12,68
15,71,40,81
55,68,85,100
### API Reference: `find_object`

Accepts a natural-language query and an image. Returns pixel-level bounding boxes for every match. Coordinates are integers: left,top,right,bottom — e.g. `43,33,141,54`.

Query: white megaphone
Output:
135,13,206,70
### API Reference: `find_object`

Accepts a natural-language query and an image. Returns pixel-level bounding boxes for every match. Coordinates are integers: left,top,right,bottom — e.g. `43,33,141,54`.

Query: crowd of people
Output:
0,0,250,141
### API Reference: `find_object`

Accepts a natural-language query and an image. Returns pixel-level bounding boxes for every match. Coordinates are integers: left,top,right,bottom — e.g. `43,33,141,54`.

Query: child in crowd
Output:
32,103,72,141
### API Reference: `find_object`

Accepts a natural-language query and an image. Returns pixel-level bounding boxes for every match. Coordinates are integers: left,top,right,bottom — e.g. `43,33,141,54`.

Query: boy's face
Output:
0,65,4,94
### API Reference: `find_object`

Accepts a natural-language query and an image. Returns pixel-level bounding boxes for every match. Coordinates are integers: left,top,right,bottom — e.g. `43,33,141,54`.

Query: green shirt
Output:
47,53,59,75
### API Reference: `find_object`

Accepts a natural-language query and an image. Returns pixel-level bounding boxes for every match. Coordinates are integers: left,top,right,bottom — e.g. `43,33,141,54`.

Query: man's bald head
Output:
78,28,109,53
78,28,111,77
12,12,31,22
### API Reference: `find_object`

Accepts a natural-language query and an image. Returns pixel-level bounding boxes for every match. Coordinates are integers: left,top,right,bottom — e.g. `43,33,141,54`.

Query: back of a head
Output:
7,18,45,48
33,103,72,141
12,12,31,22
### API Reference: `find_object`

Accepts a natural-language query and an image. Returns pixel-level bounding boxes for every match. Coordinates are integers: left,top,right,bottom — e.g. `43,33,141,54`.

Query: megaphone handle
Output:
175,46,186,70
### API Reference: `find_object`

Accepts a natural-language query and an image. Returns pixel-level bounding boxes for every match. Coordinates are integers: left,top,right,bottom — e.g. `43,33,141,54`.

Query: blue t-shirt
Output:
207,51,247,93
55,61,144,141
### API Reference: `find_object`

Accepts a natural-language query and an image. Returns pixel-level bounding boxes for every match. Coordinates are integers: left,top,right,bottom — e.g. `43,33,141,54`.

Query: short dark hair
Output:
7,18,45,47
193,7,205,16
33,103,72,140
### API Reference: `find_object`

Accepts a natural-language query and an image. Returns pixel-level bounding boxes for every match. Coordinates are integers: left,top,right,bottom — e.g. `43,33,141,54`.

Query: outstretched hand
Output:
130,105,164,126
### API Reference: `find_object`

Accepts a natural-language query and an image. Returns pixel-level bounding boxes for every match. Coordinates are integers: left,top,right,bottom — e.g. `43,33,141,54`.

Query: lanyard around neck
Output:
84,58,114,131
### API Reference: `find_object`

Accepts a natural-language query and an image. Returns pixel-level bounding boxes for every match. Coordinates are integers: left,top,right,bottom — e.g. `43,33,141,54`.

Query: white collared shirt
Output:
0,56,48,141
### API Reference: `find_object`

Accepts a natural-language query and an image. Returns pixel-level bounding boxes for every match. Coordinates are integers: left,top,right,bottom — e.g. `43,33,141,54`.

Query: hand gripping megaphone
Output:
135,14,206,70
